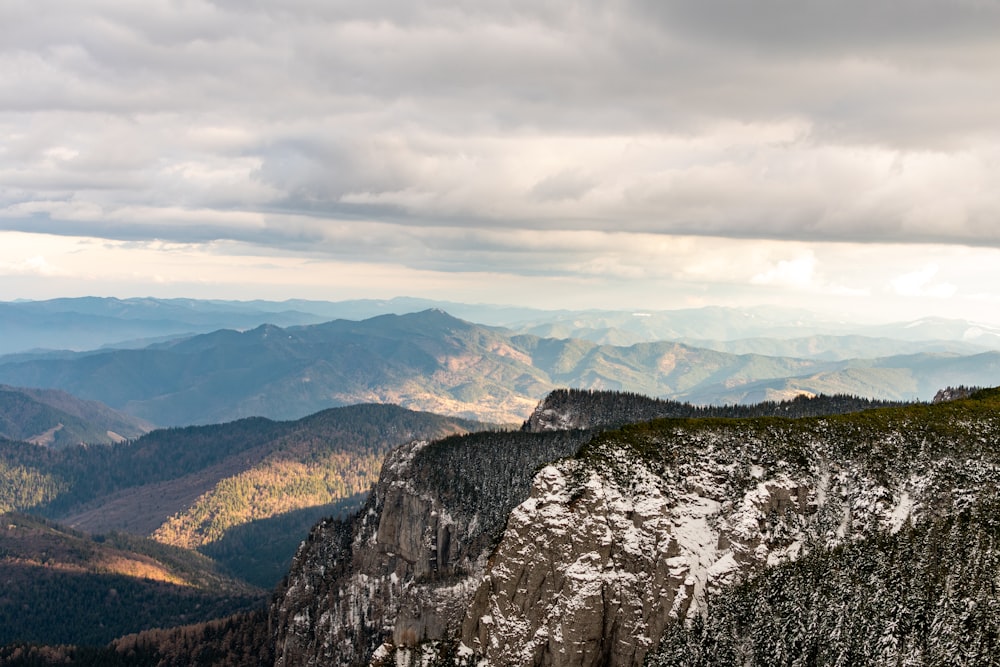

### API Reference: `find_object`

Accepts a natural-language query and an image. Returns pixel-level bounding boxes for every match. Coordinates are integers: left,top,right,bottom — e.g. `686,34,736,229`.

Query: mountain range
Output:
4,296,1000,358
0,309,997,426
3,295,1000,665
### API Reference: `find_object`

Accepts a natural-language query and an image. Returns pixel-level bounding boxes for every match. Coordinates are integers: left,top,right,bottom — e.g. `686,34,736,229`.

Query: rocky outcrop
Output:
462,397,1000,665
462,462,681,666
272,389,1000,667
932,385,983,403
270,441,470,666
270,430,589,666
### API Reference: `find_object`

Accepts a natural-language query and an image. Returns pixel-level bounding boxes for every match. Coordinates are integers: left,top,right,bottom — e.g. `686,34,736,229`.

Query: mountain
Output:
1,310,997,427
682,351,1000,405
0,385,152,447
0,296,338,355
507,305,849,342
7,296,1000,358
0,295,592,356
266,388,1000,666
0,310,547,425
0,513,262,647
270,429,594,666
509,308,1000,349
865,316,1000,345
0,403,483,587
675,334,990,361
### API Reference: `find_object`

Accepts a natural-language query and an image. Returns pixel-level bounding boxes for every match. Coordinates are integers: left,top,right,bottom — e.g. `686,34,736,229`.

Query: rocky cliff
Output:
271,389,1000,667
270,430,589,666
463,395,1000,665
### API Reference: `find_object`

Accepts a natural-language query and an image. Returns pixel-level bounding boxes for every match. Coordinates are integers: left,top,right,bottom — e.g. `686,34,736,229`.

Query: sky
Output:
2,0,1000,324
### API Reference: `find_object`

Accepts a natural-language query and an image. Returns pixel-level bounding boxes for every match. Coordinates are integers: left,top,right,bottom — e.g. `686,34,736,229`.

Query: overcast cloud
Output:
2,0,999,321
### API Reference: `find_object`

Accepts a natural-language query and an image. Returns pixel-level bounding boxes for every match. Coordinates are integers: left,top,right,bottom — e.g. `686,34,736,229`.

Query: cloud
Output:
751,255,817,288
0,255,63,277
890,264,958,298
1,0,1000,316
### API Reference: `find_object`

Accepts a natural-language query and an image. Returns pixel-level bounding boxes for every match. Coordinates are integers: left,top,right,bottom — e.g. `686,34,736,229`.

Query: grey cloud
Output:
3,0,1000,263
636,0,1000,55
530,170,597,202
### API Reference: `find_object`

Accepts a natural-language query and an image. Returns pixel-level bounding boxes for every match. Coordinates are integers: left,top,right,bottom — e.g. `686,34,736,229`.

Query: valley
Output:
0,300,998,666
5,387,995,666
0,513,261,647
0,404,483,588
8,0,999,662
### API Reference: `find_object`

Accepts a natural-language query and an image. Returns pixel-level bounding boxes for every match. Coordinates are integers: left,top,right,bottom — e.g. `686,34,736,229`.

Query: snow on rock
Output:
461,420,1000,666
463,462,679,667
272,392,1000,667
272,428,590,667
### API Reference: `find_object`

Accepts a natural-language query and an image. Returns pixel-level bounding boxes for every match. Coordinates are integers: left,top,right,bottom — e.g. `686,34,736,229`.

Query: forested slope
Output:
0,404,484,586
649,501,1000,666
6,388,1000,667
0,385,151,447
0,514,262,647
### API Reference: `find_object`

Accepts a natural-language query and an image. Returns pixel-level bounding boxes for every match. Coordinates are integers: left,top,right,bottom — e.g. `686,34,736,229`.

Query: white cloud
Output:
0,255,63,277
751,254,816,288
890,264,958,298
0,227,997,327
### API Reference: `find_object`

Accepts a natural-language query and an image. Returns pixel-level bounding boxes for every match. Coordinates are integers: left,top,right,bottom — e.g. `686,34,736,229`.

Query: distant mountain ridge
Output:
4,296,1000,359
0,296,335,355
0,309,997,426
674,333,990,361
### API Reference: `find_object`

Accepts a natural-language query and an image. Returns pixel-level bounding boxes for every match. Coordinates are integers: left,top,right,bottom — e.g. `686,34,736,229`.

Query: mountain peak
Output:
412,307,462,320
372,308,473,332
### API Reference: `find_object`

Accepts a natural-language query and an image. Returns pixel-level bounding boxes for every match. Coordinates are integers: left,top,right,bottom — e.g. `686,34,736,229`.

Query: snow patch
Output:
890,490,914,533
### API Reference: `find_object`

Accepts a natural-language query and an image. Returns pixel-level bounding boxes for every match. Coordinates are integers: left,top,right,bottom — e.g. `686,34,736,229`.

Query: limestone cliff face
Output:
270,430,588,667
462,463,682,666
462,404,1000,666
270,440,475,666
